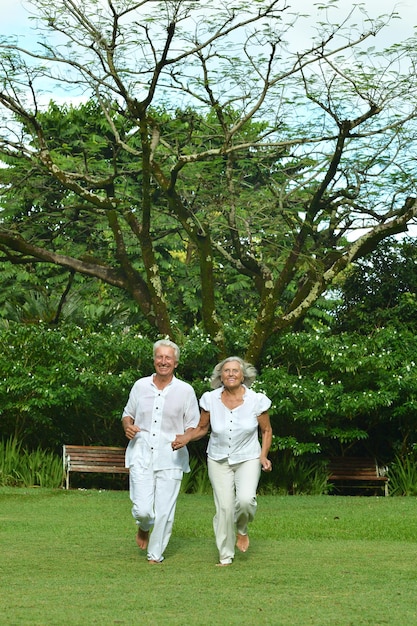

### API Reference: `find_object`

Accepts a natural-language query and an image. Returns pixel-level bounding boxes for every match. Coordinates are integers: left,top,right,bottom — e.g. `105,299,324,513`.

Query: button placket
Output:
150,392,164,454
228,409,234,452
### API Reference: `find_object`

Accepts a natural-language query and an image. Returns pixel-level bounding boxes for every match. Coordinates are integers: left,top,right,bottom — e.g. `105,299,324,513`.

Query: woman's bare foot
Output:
135,528,149,550
216,562,232,567
236,533,249,552
148,559,162,564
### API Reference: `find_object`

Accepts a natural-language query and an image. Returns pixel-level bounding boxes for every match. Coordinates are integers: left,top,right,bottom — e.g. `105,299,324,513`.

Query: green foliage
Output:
0,323,154,449
176,325,220,387
387,454,417,496
0,438,63,487
0,99,271,343
0,276,144,328
258,455,329,495
180,457,212,495
259,326,417,460
336,237,417,333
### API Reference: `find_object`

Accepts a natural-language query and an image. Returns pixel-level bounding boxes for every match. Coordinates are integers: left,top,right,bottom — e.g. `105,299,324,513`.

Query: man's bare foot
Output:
135,528,149,550
216,562,232,567
148,559,163,564
236,533,249,552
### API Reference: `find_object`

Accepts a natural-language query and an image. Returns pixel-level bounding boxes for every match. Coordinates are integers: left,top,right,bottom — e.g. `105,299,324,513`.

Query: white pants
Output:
207,457,261,565
129,465,182,562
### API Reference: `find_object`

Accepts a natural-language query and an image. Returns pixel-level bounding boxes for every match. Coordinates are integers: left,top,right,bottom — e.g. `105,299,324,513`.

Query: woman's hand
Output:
172,434,188,450
260,456,272,472
172,414,211,451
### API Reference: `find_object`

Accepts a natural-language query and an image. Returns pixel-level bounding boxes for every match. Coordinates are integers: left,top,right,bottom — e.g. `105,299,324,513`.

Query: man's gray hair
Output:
210,356,257,389
153,339,180,362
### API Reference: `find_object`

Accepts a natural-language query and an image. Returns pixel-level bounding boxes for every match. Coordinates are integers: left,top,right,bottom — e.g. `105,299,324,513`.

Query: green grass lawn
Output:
1,488,416,625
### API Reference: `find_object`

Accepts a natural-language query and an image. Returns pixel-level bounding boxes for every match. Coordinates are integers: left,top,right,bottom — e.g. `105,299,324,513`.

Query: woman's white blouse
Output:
200,385,271,464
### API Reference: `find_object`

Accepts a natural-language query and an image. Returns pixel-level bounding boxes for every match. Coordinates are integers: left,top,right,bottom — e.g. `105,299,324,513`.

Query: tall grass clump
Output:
388,453,417,495
259,454,329,495
0,438,63,488
181,456,212,494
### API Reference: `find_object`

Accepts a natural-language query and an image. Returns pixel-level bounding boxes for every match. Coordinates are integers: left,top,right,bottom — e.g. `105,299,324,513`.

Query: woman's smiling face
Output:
221,360,244,389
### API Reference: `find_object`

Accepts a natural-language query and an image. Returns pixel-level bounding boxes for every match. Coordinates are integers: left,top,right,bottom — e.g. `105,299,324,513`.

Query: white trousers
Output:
207,457,261,565
129,465,182,562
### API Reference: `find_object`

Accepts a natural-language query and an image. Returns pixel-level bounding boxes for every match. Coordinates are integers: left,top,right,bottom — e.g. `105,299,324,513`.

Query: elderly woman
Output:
173,356,273,566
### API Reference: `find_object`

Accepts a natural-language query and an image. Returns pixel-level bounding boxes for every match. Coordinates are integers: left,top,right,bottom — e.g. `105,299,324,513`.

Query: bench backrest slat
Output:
327,456,388,495
63,445,128,489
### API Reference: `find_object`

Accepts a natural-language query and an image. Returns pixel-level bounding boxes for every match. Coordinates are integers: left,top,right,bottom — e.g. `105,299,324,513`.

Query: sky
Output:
0,0,415,104
1,0,416,44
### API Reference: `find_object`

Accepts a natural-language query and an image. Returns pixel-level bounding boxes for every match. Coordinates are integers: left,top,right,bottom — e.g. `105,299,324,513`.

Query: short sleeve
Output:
255,392,271,416
199,390,212,412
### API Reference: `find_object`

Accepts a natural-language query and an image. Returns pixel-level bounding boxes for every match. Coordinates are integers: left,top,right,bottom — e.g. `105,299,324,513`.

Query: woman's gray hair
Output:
210,356,257,389
153,339,180,362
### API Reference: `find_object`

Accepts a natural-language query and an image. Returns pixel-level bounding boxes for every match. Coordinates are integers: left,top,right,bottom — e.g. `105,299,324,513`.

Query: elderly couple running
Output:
122,339,273,566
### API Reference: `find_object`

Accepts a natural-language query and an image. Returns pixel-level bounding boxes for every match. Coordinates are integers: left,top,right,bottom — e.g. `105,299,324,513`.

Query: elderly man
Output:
122,339,200,563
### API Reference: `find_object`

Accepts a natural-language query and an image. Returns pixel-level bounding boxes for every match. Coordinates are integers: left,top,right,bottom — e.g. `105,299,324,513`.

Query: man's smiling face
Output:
154,346,177,379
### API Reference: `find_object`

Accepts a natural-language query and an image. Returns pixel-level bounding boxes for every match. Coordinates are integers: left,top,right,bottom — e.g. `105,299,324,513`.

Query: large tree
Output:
1,0,417,364
335,236,417,333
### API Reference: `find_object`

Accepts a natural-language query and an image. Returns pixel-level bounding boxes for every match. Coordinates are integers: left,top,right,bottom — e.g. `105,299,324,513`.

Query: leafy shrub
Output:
0,323,154,450
0,438,63,487
260,327,417,460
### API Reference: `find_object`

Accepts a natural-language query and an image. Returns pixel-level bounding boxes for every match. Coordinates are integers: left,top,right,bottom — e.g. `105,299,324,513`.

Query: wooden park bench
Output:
327,457,389,496
63,445,128,489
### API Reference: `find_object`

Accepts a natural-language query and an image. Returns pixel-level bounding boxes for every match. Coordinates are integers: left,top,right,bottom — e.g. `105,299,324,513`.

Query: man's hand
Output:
123,417,140,440
125,424,140,440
